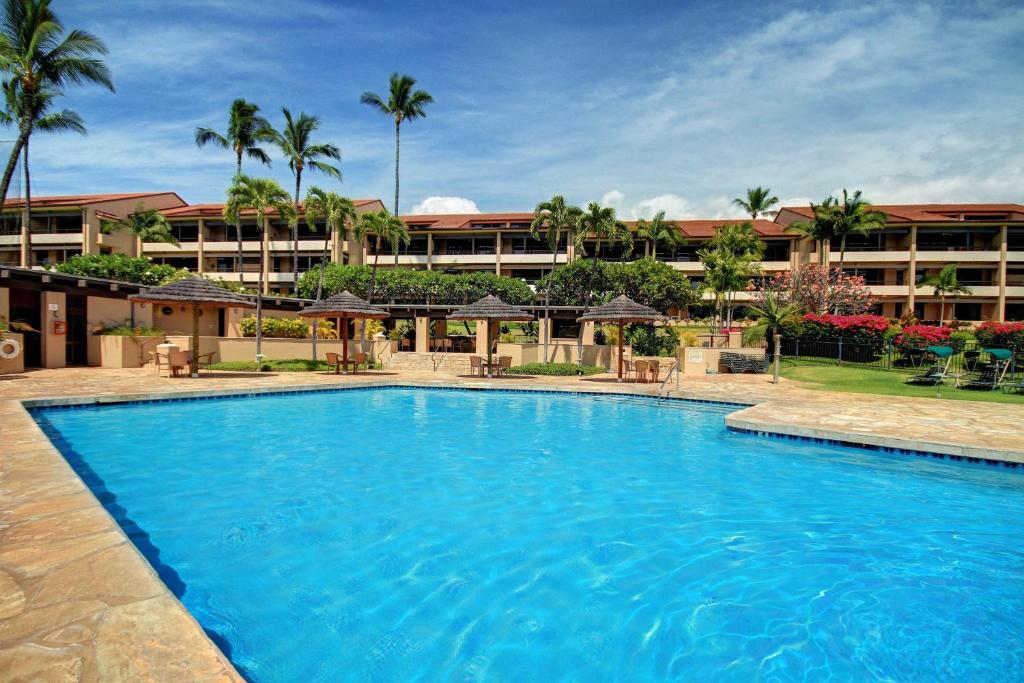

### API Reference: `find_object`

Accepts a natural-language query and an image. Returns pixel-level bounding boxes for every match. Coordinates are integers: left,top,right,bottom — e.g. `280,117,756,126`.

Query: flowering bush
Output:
974,321,1024,350
893,324,952,350
798,313,892,341
757,265,874,315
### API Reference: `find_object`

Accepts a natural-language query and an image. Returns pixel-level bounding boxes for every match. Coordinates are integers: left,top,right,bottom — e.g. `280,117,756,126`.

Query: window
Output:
762,241,790,260
169,222,199,242
844,268,884,285
153,256,197,269
954,302,981,320
506,233,558,254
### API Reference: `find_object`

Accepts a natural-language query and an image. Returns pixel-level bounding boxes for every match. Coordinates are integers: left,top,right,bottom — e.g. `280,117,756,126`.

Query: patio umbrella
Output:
578,295,668,382
130,277,255,377
298,291,389,374
448,295,533,378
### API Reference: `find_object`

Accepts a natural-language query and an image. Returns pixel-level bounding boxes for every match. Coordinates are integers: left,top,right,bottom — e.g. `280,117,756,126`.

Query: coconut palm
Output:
360,73,433,214
575,202,631,363
830,189,887,270
223,175,295,359
352,209,409,304
0,82,85,266
635,210,681,259
303,187,356,360
918,263,971,324
195,99,274,271
786,196,838,266
742,292,803,384
733,186,779,220
100,201,179,254
530,195,582,362
698,222,764,328
264,108,341,287
0,0,113,210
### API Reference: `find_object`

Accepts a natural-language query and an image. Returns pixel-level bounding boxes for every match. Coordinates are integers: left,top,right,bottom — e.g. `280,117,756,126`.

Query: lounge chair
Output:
905,366,947,385
469,355,485,377
963,363,1008,391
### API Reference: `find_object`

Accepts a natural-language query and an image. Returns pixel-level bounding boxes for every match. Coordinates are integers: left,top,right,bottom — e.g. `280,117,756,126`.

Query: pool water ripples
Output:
33,388,1024,681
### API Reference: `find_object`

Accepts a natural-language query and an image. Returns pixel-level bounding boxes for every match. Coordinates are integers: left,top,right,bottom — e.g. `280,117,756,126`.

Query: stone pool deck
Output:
2,367,1023,681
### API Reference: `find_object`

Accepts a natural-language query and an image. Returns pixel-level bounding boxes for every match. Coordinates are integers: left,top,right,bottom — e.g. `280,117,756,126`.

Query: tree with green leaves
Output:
742,291,803,384
352,209,410,304
303,187,356,360
830,189,887,270
223,175,295,359
574,202,631,364
0,82,85,266
195,99,274,271
100,201,179,254
733,187,779,220
265,108,341,286
0,0,113,209
635,210,681,259
918,263,971,324
785,196,838,266
698,222,764,328
530,195,582,361
360,73,433,214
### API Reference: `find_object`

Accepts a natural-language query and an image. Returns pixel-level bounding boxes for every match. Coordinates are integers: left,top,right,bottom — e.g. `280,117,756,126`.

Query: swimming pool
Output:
33,387,1024,681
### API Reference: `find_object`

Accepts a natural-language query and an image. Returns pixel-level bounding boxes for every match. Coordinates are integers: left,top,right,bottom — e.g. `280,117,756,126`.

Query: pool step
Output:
384,352,475,373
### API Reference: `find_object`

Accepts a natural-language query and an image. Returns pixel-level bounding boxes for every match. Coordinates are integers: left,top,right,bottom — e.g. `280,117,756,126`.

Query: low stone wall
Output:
88,335,163,368
678,346,766,376
163,336,393,364
498,341,622,368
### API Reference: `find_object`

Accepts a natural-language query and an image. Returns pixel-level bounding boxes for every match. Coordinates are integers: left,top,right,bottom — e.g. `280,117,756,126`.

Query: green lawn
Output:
780,361,1024,404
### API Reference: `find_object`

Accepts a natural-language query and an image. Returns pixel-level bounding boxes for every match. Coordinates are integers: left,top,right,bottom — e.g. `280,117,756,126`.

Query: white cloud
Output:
600,190,625,209
410,196,480,214
628,194,698,220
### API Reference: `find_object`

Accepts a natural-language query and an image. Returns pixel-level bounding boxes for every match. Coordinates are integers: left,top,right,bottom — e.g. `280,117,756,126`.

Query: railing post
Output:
886,340,892,371
837,337,843,366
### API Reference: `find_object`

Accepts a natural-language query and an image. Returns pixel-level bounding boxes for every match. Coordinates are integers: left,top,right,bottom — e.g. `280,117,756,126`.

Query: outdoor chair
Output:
434,338,453,353
905,366,947,386
634,360,651,383
326,352,343,374
622,359,637,381
963,350,982,372
352,352,368,372
963,364,1007,391
469,355,485,377
399,338,413,352
154,352,174,377
646,360,661,383
1000,377,1024,394
167,350,190,377
496,356,512,377
187,351,217,375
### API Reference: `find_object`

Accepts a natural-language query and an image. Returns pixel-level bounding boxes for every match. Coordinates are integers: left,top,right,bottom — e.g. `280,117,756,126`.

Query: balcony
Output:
392,254,430,266
501,253,568,265
202,240,262,253
31,232,83,245
914,250,1001,263
0,234,19,246
432,254,498,265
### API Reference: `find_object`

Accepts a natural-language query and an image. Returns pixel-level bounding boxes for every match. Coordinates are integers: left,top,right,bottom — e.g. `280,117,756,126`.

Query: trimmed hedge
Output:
506,362,605,376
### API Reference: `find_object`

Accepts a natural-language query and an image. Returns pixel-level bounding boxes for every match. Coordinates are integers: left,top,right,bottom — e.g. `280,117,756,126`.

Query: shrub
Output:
94,320,164,337
949,330,974,353
506,362,605,376
538,257,695,311
975,321,1024,349
796,313,891,342
239,316,335,339
52,253,181,285
893,324,953,350
758,265,874,315
625,323,680,357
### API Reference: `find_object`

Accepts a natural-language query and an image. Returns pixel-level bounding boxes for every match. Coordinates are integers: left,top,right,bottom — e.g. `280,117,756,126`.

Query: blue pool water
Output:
34,388,1024,681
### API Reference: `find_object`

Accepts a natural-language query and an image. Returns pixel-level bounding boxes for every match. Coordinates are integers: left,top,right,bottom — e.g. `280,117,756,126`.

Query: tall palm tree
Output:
786,197,838,266
530,195,582,362
100,201,179,255
266,108,341,287
360,73,433,214
918,263,971,324
223,175,294,359
733,186,779,220
635,210,681,259
698,222,764,328
303,187,356,360
0,0,112,209
742,292,803,384
575,202,631,364
830,189,887,270
195,99,273,272
0,82,84,266
352,209,410,303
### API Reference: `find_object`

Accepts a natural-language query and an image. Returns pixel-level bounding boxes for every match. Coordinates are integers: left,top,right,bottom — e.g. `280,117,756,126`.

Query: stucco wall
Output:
0,331,24,374
163,336,389,363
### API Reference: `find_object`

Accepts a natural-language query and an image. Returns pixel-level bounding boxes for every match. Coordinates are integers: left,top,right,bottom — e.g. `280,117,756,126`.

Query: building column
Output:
40,290,66,368
426,233,433,271
494,230,502,275
475,320,491,355
415,315,430,353
0,285,9,322
997,224,1008,322
581,321,595,345
537,317,550,347
906,224,918,313
435,319,447,339
196,219,205,274
261,218,271,295
82,208,97,257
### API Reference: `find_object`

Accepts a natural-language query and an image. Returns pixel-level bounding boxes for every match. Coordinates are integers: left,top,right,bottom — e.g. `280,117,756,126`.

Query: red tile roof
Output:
2,192,185,209
780,203,1024,223
161,199,381,219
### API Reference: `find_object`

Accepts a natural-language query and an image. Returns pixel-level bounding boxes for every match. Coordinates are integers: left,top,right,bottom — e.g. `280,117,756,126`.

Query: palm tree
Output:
635,210,681,259
530,195,582,362
575,202,631,364
223,175,294,359
0,0,113,208
100,202,179,254
303,187,356,360
352,209,410,304
195,99,273,272
265,108,341,287
742,292,803,384
786,197,838,266
360,73,433,214
0,82,85,266
733,187,779,220
698,222,764,328
918,263,971,324
830,189,887,270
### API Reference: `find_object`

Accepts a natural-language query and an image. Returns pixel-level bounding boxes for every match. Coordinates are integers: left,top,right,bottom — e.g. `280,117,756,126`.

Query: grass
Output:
506,362,606,376
210,359,332,372
780,361,1024,404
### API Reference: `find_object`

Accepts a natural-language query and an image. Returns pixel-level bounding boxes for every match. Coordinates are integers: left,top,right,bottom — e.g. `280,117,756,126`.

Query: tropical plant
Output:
742,291,803,383
302,187,356,359
352,209,409,308
507,362,605,376
0,81,85,265
223,175,295,358
537,257,693,312
360,73,433,214
624,323,679,357
51,253,179,285
100,201,179,251
0,0,113,209
760,264,874,315
786,197,838,265
575,202,631,362
733,186,779,220
830,189,887,270
698,222,764,328
264,108,341,284
530,195,582,361
918,263,971,324
238,315,335,339
635,210,681,259
195,98,273,270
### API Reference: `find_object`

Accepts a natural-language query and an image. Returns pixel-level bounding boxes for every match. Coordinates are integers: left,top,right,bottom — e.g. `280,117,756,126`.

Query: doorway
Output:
66,294,87,365
9,289,41,367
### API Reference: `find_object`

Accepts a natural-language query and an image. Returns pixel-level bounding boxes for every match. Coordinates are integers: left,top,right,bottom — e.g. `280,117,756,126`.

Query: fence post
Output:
837,337,843,366
886,340,892,371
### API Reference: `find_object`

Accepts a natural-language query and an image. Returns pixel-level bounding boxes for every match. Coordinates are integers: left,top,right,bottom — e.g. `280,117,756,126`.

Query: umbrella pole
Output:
487,322,493,379
191,304,200,378
342,316,349,375
617,322,623,382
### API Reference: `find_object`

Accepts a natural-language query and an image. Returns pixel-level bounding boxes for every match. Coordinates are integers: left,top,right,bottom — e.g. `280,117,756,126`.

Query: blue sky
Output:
19,0,1024,217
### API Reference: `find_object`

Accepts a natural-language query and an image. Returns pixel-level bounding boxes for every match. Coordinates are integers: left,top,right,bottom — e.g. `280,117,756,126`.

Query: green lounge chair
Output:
905,346,952,385
1001,378,1024,394
963,361,1009,391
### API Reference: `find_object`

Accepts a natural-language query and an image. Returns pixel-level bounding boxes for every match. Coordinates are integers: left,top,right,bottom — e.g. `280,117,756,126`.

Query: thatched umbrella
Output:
578,295,668,382
130,277,254,377
448,295,533,378
298,291,389,374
